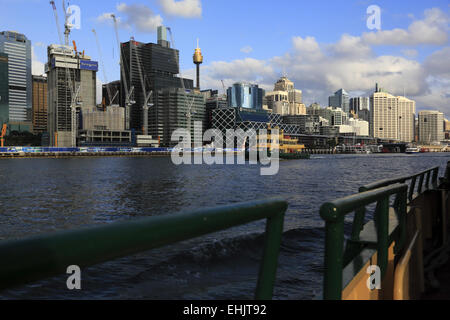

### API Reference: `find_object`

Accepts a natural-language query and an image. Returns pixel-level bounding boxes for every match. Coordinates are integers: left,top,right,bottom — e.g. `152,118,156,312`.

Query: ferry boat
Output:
405,147,420,154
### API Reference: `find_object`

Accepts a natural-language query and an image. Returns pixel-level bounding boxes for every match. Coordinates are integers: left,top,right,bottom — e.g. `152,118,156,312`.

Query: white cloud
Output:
402,49,418,58
240,46,253,54
362,8,449,46
159,0,202,18
97,4,163,33
32,46,45,76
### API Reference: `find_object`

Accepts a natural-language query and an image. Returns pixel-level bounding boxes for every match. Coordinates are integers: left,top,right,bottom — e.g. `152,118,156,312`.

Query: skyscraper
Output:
266,76,306,115
46,44,98,147
227,83,265,109
0,31,32,131
32,75,48,134
418,111,444,144
397,96,415,143
0,52,8,128
329,89,350,113
120,29,194,133
370,90,415,142
349,97,370,113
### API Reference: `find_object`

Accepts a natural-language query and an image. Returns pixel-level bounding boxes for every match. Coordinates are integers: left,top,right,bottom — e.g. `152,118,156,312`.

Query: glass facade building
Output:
0,31,32,125
329,89,350,113
0,52,8,127
121,39,194,133
227,83,265,109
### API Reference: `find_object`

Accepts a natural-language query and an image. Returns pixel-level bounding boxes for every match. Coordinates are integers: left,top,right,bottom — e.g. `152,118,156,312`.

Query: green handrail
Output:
349,166,439,254
0,198,288,300
320,183,408,300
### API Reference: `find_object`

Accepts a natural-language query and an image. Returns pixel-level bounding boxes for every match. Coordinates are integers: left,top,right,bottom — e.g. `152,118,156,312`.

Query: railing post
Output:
375,197,389,277
408,176,417,202
321,204,344,300
425,171,431,190
432,168,439,189
418,173,425,194
255,211,285,300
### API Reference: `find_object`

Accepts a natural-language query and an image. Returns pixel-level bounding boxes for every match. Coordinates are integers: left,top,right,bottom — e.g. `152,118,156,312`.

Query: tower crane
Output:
167,27,196,148
131,41,153,135
111,14,135,131
50,0,80,147
92,29,115,107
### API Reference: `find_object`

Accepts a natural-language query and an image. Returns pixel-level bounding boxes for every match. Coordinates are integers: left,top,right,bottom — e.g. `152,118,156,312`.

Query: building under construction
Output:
46,44,98,147
120,26,195,135
150,87,206,147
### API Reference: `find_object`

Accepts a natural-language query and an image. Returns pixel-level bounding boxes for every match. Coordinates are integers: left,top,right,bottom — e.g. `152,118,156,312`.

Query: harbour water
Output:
0,153,448,299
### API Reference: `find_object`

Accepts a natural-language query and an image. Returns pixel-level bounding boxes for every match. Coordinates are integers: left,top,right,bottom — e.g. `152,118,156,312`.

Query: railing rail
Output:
349,166,440,253
320,183,408,300
0,198,288,300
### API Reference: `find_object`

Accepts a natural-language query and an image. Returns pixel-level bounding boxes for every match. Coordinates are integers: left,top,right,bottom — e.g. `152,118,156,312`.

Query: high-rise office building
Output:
0,52,8,128
227,83,265,109
0,31,32,131
418,110,444,144
349,97,370,113
370,87,416,142
150,87,205,147
32,75,47,134
266,76,306,115
120,29,194,133
397,96,415,143
329,89,350,113
46,44,98,147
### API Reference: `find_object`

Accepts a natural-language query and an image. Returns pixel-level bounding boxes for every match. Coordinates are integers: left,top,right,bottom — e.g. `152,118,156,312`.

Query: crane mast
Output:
92,29,113,106
131,41,153,135
111,14,134,130
49,0,80,147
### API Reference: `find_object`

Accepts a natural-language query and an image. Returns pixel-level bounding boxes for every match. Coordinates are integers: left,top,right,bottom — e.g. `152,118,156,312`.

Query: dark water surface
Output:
0,153,448,299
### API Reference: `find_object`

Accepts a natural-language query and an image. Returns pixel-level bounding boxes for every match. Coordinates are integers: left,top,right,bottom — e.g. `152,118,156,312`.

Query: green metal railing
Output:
0,198,288,300
348,166,439,257
320,183,408,300
360,166,439,201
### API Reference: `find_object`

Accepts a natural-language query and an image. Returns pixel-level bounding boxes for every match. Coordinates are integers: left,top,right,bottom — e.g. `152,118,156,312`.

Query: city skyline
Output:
0,0,448,118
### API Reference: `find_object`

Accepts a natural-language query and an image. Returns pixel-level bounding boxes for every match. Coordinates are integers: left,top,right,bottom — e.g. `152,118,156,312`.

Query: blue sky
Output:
1,0,449,116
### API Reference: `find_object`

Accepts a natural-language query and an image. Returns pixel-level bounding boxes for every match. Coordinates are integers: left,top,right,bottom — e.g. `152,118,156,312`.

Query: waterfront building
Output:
78,105,131,147
266,76,306,115
283,114,326,135
32,75,47,134
227,83,264,109
150,88,205,147
329,89,350,113
0,52,8,129
46,44,98,147
347,118,369,136
120,28,194,133
316,107,348,126
418,110,444,144
397,96,416,143
0,31,32,132
370,87,415,142
307,103,322,115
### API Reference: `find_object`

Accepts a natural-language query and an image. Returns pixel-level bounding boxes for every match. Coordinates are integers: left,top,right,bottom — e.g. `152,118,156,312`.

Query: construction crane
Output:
92,29,114,106
0,124,7,147
131,40,153,135
50,0,80,147
167,27,196,148
111,14,135,131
